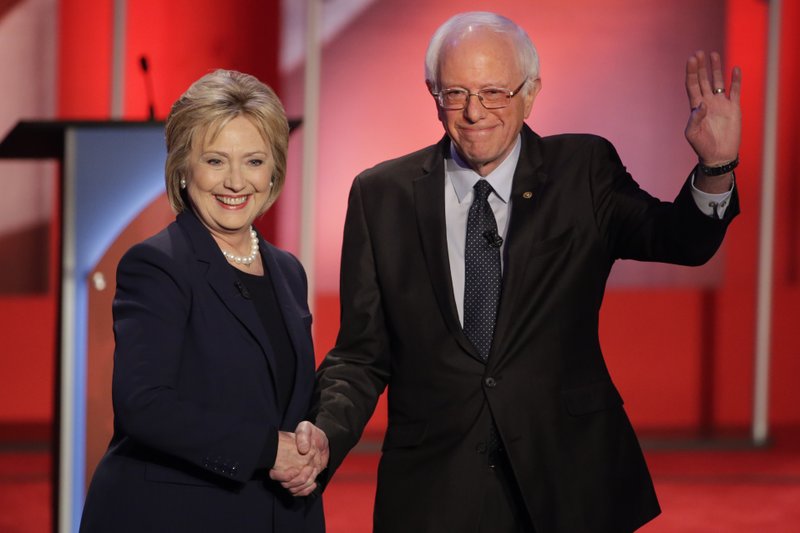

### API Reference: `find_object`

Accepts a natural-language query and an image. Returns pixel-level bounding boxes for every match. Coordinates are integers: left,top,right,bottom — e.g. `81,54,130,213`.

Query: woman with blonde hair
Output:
80,70,325,532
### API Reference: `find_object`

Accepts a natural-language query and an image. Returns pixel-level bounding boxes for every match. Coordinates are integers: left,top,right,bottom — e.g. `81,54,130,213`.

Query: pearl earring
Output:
180,178,186,189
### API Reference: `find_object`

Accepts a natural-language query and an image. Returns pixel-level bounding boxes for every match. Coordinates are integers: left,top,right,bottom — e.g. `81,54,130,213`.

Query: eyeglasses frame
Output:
432,78,530,110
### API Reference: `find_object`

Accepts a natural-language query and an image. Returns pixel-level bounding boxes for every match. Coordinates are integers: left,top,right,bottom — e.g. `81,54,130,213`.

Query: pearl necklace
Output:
221,227,260,266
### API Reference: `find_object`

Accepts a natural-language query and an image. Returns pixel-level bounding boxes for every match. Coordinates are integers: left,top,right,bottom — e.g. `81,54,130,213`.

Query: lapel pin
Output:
522,191,533,199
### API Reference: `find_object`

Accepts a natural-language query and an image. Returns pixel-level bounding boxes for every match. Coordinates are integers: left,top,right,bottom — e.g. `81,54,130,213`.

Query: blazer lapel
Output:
260,244,315,427
177,212,280,398
490,126,550,363
413,137,483,362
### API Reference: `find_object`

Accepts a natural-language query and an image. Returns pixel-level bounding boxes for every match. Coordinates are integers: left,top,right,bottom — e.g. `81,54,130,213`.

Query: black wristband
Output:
699,156,739,176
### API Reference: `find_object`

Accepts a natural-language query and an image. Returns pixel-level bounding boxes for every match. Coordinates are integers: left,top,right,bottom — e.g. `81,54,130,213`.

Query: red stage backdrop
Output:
0,0,798,442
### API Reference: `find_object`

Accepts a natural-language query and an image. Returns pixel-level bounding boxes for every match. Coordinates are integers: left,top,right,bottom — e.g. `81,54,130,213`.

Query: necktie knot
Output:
473,179,494,202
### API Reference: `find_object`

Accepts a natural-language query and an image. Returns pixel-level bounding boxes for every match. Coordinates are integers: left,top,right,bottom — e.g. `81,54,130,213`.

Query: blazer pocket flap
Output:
381,422,428,451
563,381,623,416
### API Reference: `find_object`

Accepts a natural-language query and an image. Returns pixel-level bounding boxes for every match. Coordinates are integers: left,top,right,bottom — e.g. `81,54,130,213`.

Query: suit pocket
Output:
527,227,574,258
562,380,623,416
381,421,428,452
145,462,220,487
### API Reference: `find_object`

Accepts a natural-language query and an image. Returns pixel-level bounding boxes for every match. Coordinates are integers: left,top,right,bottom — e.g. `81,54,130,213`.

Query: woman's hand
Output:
269,421,329,497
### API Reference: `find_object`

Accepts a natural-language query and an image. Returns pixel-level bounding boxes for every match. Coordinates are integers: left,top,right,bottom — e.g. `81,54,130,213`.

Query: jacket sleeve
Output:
312,175,392,481
111,241,271,483
587,136,739,265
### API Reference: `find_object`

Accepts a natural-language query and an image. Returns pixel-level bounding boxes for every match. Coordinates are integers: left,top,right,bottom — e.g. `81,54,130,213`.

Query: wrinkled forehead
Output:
438,29,522,83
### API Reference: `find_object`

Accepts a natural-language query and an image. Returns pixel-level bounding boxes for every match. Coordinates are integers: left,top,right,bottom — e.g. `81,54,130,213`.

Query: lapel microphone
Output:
234,280,251,299
483,229,504,248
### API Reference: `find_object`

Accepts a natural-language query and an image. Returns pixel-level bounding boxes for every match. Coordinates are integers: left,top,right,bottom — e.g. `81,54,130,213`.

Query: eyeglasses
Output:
432,78,529,110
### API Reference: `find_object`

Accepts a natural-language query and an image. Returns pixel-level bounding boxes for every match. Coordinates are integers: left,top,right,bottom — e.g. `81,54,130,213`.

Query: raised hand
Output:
269,421,329,497
684,50,742,191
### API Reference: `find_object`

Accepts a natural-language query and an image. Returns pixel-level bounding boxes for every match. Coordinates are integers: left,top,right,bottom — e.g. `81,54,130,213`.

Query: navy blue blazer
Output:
80,210,324,533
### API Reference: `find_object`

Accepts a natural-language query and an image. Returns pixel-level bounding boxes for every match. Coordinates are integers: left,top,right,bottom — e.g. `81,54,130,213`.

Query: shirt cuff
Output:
690,171,735,219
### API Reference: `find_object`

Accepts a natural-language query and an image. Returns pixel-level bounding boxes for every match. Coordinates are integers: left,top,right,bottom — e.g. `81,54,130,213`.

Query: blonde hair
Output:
164,69,289,215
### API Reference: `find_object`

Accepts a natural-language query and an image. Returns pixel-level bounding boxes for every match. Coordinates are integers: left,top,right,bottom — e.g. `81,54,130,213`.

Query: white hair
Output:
424,12,540,93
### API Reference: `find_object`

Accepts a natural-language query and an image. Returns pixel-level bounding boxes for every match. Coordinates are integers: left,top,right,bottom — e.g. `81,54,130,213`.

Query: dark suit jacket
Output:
80,210,324,533
314,125,739,532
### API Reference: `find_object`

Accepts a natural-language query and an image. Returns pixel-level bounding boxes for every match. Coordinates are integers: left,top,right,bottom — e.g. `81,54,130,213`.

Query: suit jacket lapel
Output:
414,137,483,362
260,244,315,427
177,212,280,398
490,126,550,363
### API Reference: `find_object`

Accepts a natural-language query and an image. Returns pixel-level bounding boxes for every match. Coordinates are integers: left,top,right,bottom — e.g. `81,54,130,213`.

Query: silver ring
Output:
713,88,725,94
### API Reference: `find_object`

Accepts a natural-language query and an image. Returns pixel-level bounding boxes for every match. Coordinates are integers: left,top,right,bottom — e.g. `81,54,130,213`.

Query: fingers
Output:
269,468,318,496
271,463,319,496
269,466,299,482
284,475,318,496
280,464,317,489
729,65,742,104
685,51,715,108
685,54,702,109
686,50,741,108
294,421,312,455
294,421,330,468
695,50,714,98
269,422,329,497
710,51,725,94
292,484,317,498
686,50,714,107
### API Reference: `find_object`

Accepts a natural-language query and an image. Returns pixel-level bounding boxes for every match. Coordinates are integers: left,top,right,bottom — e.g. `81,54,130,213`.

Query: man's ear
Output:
426,80,445,121
523,78,542,118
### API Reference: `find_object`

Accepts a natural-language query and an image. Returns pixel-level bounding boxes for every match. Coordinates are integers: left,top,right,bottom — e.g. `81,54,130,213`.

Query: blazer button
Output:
484,377,497,388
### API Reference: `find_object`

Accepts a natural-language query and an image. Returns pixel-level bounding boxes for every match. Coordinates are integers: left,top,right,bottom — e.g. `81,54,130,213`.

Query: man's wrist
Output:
698,156,739,176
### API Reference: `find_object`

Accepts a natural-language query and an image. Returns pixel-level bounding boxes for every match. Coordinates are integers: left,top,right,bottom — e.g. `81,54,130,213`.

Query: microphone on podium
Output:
139,55,156,121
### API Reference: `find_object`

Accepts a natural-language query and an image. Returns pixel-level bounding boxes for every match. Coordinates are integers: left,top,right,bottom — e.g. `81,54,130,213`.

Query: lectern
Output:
0,120,167,533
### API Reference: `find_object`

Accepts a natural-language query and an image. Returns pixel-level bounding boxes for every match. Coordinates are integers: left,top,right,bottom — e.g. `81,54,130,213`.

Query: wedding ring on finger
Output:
713,88,725,94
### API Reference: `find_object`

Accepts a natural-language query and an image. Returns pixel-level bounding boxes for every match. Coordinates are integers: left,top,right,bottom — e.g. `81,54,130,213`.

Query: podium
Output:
1,120,168,533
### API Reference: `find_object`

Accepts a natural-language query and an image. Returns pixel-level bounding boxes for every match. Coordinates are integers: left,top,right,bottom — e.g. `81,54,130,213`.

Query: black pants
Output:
478,451,535,533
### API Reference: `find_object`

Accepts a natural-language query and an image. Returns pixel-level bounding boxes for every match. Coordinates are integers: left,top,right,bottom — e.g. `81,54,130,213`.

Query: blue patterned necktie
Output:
463,179,502,360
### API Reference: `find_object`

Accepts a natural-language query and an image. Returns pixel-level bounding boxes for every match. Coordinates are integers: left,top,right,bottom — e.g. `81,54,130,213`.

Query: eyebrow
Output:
442,81,511,90
200,150,269,157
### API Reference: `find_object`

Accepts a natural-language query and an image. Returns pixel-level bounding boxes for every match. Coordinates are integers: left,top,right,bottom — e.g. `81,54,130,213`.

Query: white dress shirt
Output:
443,134,734,325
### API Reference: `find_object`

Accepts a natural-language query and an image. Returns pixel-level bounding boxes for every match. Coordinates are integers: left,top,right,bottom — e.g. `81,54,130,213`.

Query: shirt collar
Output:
446,135,521,204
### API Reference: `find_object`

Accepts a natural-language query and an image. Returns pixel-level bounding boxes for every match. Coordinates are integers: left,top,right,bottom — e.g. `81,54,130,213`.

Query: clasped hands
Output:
269,420,329,497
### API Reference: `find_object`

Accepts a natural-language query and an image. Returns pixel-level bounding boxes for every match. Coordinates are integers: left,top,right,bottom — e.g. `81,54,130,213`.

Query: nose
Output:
463,93,485,123
225,165,246,191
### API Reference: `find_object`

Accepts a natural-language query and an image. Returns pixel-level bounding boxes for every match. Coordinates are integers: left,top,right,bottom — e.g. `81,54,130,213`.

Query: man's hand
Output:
684,50,742,193
269,421,329,497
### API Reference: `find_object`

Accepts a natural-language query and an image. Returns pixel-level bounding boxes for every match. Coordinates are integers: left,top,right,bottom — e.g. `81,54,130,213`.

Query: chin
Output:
465,152,496,166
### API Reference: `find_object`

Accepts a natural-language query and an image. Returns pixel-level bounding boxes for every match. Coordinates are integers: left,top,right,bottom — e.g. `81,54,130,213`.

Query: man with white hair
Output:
305,11,741,532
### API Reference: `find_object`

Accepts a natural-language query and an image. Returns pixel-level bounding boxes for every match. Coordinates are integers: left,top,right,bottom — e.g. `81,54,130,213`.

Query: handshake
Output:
269,421,329,497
